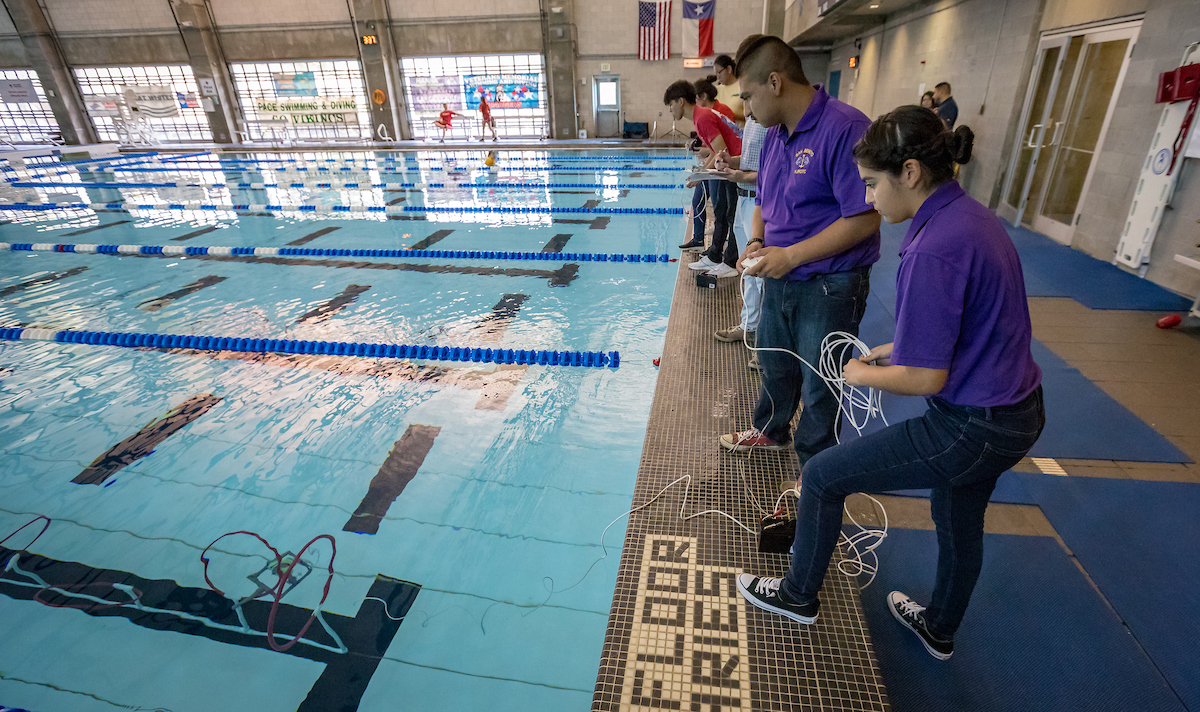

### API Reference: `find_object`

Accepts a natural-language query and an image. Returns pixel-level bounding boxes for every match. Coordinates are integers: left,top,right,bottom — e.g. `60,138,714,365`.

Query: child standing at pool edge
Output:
737,105,1045,662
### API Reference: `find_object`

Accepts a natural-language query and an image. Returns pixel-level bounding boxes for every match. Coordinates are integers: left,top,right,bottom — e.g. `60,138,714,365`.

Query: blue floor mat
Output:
876,220,1192,313
887,470,1036,505
852,292,1190,463
857,529,1187,712
1017,475,1200,710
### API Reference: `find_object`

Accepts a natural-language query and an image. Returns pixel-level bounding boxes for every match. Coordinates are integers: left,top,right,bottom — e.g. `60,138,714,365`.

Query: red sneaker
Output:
719,428,786,452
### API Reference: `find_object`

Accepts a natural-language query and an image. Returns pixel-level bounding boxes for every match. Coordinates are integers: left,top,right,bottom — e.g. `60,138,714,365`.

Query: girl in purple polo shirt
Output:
737,105,1044,662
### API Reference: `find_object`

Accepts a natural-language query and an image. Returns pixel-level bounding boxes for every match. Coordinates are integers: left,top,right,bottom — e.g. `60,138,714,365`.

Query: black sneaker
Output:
736,575,819,624
678,240,705,251
887,591,954,660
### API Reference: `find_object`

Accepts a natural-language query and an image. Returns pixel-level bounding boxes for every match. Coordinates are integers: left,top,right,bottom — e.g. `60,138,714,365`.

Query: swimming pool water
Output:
0,148,689,711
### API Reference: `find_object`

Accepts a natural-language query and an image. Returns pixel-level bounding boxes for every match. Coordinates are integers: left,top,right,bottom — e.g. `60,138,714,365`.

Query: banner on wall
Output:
406,76,462,112
463,74,539,109
272,72,318,97
255,96,360,125
0,79,37,103
682,0,715,58
177,92,201,108
122,86,180,118
85,96,122,117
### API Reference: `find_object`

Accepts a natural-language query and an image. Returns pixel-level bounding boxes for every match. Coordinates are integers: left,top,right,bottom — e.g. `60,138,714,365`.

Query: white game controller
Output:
742,256,763,271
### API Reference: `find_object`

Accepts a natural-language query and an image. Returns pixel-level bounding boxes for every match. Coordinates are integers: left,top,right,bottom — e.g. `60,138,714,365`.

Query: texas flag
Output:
682,0,714,59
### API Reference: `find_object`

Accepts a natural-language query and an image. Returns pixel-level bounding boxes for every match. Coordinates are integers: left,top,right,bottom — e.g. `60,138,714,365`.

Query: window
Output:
399,54,548,140
598,81,618,107
73,65,212,142
230,60,371,141
0,69,60,143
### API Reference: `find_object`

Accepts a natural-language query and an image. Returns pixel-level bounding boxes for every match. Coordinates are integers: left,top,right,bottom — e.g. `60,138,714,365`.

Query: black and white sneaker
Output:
887,591,954,660
736,574,819,624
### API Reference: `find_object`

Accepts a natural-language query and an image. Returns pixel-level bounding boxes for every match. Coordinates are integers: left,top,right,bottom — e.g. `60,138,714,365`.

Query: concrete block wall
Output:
574,0,768,135
42,0,177,33
1070,0,1200,298
825,0,1044,207
0,6,24,68
209,0,352,27
388,0,540,20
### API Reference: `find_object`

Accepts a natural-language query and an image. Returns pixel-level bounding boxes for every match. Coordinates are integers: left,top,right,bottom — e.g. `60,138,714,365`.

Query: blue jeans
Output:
691,182,709,243
731,194,763,332
752,267,871,464
781,386,1046,639
702,180,738,268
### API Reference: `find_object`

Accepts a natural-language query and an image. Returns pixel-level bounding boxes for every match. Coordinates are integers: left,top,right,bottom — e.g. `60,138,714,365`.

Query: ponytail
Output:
853,105,974,186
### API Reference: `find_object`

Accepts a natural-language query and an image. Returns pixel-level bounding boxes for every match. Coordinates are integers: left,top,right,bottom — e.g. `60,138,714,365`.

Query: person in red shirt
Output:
432,103,463,143
665,79,743,277
695,77,735,122
478,96,498,142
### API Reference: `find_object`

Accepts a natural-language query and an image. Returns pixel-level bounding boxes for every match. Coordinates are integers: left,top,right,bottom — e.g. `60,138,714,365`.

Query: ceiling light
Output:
870,3,879,7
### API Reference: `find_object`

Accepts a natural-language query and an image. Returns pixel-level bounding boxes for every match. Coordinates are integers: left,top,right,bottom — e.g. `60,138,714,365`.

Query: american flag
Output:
638,0,671,61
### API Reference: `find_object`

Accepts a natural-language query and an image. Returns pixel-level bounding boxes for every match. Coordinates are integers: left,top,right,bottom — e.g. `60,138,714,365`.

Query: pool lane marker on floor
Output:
137,274,227,312
171,225,220,242
408,228,453,250
472,293,529,342
0,327,620,368
0,265,88,297
0,201,685,216
295,283,370,324
72,393,223,485
0,241,670,264
287,225,341,246
344,424,441,535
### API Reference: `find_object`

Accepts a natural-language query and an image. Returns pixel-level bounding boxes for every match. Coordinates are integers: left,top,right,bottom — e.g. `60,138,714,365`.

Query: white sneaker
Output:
688,256,717,271
708,263,738,279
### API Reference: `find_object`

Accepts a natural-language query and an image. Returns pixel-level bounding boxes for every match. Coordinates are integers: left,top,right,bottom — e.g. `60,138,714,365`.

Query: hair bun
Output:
949,126,975,165
704,74,718,83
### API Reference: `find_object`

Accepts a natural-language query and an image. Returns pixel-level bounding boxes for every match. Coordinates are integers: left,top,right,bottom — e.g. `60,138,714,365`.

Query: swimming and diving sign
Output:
463,74,539,109
255,96,360,125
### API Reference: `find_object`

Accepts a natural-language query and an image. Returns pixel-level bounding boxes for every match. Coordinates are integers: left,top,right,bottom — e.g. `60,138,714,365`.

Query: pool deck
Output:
591,254,891,711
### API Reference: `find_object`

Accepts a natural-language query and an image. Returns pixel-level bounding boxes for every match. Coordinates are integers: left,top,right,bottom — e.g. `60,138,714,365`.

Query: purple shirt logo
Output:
794,148,814,173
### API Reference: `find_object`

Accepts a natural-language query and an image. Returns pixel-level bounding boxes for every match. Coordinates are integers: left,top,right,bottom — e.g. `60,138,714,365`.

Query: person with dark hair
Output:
933,82,957,128
713,54,744,126
737,105,1044,663
695,76,735,121
666,78,743,278
719,34,880,465
920,90,936,110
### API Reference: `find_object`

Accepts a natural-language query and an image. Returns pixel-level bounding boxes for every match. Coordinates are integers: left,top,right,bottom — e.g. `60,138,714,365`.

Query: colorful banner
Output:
123,86,180,119
463,74,539,109
177,92,201,109
85,96,121,117
255,96,359,125
272,72,318,97
682,0,715,58
406,76,462,112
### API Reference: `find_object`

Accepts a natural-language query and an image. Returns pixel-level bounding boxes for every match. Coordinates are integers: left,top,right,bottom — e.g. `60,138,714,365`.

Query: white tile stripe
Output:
1030,457,1068,476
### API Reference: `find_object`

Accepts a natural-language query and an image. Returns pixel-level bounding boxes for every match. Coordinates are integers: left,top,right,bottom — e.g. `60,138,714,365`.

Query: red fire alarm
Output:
849,55,859,69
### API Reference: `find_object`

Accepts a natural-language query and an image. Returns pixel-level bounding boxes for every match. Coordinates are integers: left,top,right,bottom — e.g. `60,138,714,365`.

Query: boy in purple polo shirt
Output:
718,35,881,466
737,106,1044,662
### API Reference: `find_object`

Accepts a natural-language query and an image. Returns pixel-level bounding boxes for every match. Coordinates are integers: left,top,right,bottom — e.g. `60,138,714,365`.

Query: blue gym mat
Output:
851,292,1191,463
856,529,1187,712
887,470,1037,505
876,219,1193,312
1017,475,1200,710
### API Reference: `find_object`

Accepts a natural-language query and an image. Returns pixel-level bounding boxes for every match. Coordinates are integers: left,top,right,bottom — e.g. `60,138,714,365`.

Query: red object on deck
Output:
653,357,661,367
1157,314,1183,329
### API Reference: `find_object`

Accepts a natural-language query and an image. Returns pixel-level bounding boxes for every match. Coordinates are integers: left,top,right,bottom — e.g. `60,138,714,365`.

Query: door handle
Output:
1026,124,1043,148
1047,120,1065,147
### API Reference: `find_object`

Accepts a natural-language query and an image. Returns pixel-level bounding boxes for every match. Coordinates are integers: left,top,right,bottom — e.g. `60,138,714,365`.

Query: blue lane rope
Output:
145,155,688,163
0,202,686,215
113,163,687,172
0,241,672,263
10,180,681,190
0,327,620,369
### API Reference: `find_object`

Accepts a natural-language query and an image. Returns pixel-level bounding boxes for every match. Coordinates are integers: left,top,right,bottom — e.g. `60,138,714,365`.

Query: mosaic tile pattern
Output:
593,257,891,711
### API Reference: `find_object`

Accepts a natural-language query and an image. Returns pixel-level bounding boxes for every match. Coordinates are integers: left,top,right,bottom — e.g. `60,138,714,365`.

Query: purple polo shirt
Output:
755,85,880,280
891,181,1042,407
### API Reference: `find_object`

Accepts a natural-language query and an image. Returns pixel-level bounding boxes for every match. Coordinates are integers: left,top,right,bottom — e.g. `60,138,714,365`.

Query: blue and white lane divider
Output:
156,155,687,163
0,327,620,369
0,242,671,263
9,180,681,190
0,202,686,215
129,162,688,172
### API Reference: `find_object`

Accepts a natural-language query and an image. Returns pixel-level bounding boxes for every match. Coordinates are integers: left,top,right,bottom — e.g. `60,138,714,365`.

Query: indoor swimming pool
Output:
0,148,690,711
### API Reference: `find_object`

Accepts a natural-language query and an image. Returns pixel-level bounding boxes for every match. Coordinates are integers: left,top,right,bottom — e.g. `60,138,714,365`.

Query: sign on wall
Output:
463,74,539,109
272,72,318,97
85,96,122,117
122,86,180,118
0,79,37,103
255,97,359,125
177,92,201,108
